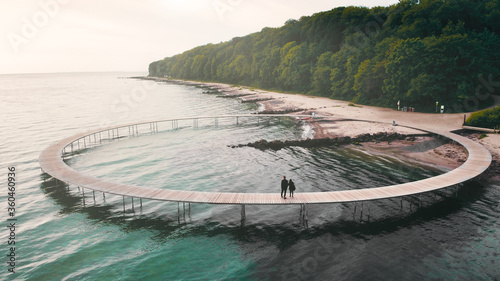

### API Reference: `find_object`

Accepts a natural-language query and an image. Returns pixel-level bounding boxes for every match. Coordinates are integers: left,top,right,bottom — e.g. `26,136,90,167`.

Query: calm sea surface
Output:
1,72,499,280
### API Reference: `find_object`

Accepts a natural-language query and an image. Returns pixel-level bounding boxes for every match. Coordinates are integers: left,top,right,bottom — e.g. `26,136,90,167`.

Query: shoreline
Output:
142,77,499,180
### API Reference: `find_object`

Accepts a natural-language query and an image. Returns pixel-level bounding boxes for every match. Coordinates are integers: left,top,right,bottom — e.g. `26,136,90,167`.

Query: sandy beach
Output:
150,77,499,178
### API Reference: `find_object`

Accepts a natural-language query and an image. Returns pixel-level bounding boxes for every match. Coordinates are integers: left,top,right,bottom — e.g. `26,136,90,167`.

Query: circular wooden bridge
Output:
39,115,492,223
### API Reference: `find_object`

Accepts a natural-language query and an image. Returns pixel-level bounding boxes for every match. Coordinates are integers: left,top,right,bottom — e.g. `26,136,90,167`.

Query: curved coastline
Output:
144,77,500,171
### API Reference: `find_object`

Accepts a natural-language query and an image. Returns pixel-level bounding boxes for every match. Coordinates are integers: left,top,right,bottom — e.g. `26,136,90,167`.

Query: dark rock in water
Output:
202,90,220,94
357,133,371,142
216,93,252,98
256,108,305,114
240,97,274,103
229,133,409,150
269,140,285,150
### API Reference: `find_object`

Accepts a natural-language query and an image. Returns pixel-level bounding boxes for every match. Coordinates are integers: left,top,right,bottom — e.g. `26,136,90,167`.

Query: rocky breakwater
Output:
255,108,305,115
230,132,411,150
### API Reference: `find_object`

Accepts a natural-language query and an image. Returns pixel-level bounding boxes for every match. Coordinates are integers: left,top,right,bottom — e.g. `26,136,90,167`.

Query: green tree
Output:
148,0,500,112
311,51,334,96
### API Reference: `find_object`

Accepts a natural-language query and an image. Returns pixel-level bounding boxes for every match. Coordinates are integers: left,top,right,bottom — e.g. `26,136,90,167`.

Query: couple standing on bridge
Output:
281,176,296,199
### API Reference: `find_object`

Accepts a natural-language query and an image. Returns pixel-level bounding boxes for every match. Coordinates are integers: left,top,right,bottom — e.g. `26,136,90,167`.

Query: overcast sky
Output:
1,0,399,74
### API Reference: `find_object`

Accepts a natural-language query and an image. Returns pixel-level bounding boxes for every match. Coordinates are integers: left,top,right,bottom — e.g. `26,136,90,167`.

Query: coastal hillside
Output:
149,0,500,112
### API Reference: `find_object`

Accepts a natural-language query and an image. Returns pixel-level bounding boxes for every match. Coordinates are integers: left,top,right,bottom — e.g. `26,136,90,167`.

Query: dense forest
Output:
149,0,500,112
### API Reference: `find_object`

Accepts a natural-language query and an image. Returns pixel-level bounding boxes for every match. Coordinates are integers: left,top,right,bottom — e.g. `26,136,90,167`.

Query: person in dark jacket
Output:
281,176,288,199
288,179,296,198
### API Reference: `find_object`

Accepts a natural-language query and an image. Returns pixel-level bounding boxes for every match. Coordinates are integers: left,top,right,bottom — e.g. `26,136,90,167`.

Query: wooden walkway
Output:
39,115,492,209
462,125,498,134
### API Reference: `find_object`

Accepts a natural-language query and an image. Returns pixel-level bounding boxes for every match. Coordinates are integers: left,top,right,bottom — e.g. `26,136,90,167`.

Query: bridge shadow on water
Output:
39,172,490,251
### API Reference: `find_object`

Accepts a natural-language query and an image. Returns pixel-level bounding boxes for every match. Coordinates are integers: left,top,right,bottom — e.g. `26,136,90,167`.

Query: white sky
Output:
1,0,399,74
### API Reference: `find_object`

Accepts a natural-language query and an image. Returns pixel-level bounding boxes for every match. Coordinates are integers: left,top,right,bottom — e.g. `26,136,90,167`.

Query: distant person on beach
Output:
288,179,296,198
281,176,288,199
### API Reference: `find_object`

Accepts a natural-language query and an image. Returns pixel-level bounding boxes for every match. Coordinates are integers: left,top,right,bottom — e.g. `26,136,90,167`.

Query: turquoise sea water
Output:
1,73,499,280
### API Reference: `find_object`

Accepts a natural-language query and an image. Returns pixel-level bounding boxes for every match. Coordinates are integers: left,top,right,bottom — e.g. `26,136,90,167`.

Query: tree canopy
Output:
149,0,500,112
